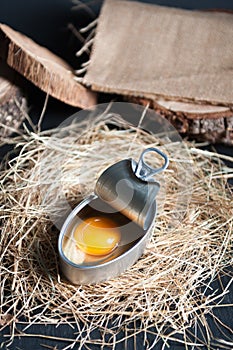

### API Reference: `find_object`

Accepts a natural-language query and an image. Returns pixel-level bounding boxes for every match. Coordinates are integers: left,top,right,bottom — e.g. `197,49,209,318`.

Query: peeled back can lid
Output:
95,148,169,230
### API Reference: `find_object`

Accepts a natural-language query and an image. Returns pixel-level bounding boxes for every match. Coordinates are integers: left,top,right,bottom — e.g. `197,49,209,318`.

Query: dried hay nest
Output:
0,111,232,349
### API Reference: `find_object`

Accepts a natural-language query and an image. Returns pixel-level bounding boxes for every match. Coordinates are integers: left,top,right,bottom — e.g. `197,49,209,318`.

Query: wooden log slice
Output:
0,62,27,138
0,24,96,109
128,96,233,145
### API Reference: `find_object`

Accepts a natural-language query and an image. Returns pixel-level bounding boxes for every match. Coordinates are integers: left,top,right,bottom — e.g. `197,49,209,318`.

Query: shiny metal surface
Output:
95,159,159,230
59,148,168,284
135,147,169,180
95,148,168,230
58,194,156,285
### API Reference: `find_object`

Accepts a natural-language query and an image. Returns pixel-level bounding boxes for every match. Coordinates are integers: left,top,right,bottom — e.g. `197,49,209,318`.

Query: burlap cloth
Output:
83,0,233,106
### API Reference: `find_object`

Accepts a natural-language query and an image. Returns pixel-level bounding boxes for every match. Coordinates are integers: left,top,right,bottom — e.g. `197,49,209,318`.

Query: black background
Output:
0,1,232,349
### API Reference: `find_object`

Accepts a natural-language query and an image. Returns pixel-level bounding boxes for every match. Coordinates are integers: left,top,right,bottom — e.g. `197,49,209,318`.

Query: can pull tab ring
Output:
135,147,169,181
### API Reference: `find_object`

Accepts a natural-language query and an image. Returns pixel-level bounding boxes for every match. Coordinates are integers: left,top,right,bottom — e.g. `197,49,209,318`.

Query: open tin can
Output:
58,147,169,284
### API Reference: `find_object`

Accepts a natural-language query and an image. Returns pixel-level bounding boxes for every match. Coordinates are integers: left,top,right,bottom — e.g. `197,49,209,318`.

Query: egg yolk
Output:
74,216,121,256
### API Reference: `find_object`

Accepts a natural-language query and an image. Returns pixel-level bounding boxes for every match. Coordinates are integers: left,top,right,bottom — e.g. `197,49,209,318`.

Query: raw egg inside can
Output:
74,216,121,256
61,196,147,266
59,195,156,284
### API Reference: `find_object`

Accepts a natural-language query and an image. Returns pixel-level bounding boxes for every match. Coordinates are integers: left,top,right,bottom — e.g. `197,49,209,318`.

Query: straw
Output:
0,115,232,349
